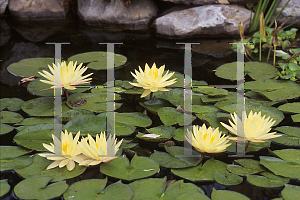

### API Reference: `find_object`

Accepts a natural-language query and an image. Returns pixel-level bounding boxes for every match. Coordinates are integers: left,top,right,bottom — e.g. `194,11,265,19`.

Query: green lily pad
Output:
158,107,196,126
171,158,227,182
173,127,185,141
274,126,300,137
281,184,300,200
150,88,184,107
0,124,14,134
150,146,202,168
214,170,243,186
0,146,31,160
100,155,159,181
272,149,300,165
13,123,54,151
278,102,300,114
21,97,71,117
0,98,24,111
114,80,134,89
64,115,107,136
227,159,265,176
0,179,10,197
192,105,220,115
177,192,210,200
63,178,134,200
0,155,33,171
291,114,300,122
247,174,287,188
0,111,23,124
115,112,152,127
245,91,279,106
259,156,300,180
123,87,145,95
27,78,64,96
136,125,174,142
226,140,271,153
14,176,68,200
15,117,56,125
215,62,278,80
114,122,136,136
196,113,228,133
211,188,250,200
7,57,53,77
61,109,95,122
245,79,300,101
200,92,236,103
193,87,228,96
139,99,174,114
119,139,138,150
15,155,86,182
272,135,300,147
67,51,127,70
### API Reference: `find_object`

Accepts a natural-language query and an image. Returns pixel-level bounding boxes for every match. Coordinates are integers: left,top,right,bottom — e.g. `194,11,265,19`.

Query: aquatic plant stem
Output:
65,89,69,99
150,92,153,100
244,140,251,153
267,47,272,63
273,45,277,66
259,37,262,61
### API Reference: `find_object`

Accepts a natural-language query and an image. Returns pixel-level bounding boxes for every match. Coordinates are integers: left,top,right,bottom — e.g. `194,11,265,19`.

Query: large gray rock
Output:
77,0,157,30
273,0,300,28
8,0,69,20
0,0,8,17
153,4,252,38
158,0,214,5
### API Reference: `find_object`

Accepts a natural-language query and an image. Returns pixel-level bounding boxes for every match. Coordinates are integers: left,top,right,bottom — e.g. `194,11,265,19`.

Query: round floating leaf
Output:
272,134,300,147
245,91,279,106
115,112,152,127
61,109,95,122
211,188,250,200
193,105,220,115
193,88,228,96
0,146,31,160
7,58,53,77
139,99,174,114
171,158,227,182
177,192,210,200
15,155,86,182
14,176,68,200
0,155,33,171
67,51,127,70
201,92,236,103
0,179,10,197
226,140,271,153
0,98,24,111
278,102,300,114
64,115,106,136
150,146,202,168
21,97,71,116
167,72,184,88
214,171,243,186
119,139,138,150
100,155,159,181
13,123,54,151
281,184,300,200
247,175,287,188
158,107,196,126
272,149,300,165
259,156,300,180
173,127,184,141
27,78,64,97
114,80,134,89
150,88,184,107
0,124,14,134
196,113,228,133
291,114,300,122
227,159,265,176
0,111,23,124
260,171,290,183
113,122,136,136
275,126,300,137
245,79,300,101
15,117,56,125
137,125,174,142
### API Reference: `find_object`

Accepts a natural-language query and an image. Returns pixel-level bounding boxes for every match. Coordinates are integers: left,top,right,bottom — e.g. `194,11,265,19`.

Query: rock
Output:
0,19,11,46
227,0,259,5
158,0,214,5
153,4,252,38
0,0,8,17
8,0,69,20
77,0,157,30
273,0,300,28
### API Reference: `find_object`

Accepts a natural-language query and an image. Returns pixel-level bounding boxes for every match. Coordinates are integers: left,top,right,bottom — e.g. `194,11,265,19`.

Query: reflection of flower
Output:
38,130,83,171
129,63,177,98
185,124,231,153
220,111,281,143
38,61,93,90
79,132,123,166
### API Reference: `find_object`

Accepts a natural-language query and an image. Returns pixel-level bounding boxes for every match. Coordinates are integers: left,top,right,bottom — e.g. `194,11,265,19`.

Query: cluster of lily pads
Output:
1,51,300,199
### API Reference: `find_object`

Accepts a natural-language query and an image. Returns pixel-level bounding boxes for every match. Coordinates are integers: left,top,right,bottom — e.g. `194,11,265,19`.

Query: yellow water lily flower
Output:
38,130,83,171
185,124,231,153
129,63,177,98
38,61,93,90
78,132,123,166
220,111,281,143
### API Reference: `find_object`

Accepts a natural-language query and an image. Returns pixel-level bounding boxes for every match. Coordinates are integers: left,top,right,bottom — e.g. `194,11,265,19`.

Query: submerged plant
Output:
185,124,231,153
38,61,93,98
38,130,83,171
129,63,177,99
220,111,281,152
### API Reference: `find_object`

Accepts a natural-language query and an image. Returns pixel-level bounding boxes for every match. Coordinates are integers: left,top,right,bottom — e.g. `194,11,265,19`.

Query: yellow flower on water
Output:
129,63,177,98
220,111,281,143
38,130,83,171
79,132,123,166
38,61,93,90
185,124,231,153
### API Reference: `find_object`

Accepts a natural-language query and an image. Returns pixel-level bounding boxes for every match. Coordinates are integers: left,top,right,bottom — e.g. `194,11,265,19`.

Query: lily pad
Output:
150,146,202,168
136,125,174,142
15,117,56,125
291,114,300,122
196,113,228,133
15,155,86,182
14,176,68,200
274,126,300,137
139,99,174,114
21,97,71,117
214,170,243,186
0,155,33,171
193,87,228,96
0,124,14,134
246,174,287,188
171,158,227,182
227,159,265,176
0,179,10,197
211,188,250,200
113,122,136,136
0,98,24,111
245,79,300,101
67,51,127,70
272,149,300,165
100,155,159,181
0,146,31,160
27,78,64,97
158,107,196,126
63,178,134,200
200,92,236,103
0,111,23,124
61,109,95,122
173,127,185,141
226,140,271,153
281,184,300,200
278,102,300,114
115,112,152,127
7,57,53,77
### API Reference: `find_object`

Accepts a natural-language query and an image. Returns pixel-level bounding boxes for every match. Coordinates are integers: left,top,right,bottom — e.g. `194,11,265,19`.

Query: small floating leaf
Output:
0,98,24,111
0,124,14,134
0,179,10,197
0,111,23,124
193,87,228,96
158,107,196,126
136,125,174,142
211,188,250,200
247,175,287,188
281,184,300,200
214,171,243,186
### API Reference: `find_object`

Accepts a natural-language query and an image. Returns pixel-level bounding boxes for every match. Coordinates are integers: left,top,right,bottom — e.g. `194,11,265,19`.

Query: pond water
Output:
1,18,300,200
